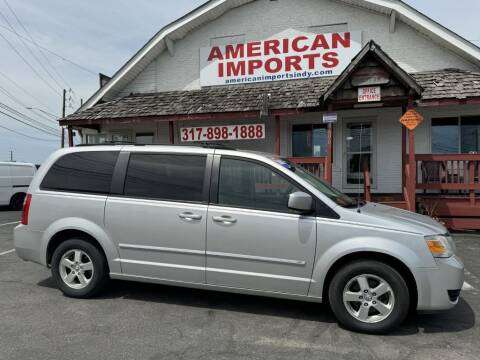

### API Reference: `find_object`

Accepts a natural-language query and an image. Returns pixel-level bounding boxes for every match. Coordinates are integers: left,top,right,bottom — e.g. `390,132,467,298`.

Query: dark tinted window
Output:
292,124,327,157
124,154,206,202
432,118,459,153
218,158,300,213
461,116,480,153
41,151,119,194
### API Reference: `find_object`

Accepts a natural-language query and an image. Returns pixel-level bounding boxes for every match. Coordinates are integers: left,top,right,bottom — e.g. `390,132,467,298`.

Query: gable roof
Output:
80,0,480,111
323,40,423,102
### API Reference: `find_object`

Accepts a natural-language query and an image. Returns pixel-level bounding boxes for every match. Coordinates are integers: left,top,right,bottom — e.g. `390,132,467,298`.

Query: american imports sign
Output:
200,31,362,87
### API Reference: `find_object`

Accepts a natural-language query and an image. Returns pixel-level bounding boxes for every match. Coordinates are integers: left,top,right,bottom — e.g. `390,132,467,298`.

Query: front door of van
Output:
105,151,212,284
206,157,317,295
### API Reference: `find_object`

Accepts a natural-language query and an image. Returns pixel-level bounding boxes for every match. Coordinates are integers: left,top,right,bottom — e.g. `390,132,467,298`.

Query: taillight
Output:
21,194,32,225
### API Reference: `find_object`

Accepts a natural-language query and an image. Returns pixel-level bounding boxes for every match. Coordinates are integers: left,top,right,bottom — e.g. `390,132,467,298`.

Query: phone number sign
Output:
181,124,265,142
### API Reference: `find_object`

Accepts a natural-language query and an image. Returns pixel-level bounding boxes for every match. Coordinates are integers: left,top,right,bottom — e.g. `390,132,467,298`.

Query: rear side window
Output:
124,154,206,203
41,151,119,194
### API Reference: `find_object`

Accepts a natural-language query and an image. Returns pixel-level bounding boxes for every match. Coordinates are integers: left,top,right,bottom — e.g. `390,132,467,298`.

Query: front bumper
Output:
13,224,44,265
415,255,464,311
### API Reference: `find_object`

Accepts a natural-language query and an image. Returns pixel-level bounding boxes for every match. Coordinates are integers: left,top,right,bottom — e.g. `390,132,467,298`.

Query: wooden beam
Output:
389,10,397,33
169,121,175,144
408,128,416,211
59,108,301,127
275,115,281,156
418,97,480,107
67,126,74,147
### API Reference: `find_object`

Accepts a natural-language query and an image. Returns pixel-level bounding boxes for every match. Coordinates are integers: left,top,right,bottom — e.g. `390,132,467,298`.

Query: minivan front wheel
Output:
328,260,410,334
51,239,109,298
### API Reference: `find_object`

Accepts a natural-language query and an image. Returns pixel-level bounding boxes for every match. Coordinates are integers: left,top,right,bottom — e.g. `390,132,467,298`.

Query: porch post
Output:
275,115,281,156
407,98,417,212
325,123,333,184
67,126,74,147
408,128,416,211
169,121,175,144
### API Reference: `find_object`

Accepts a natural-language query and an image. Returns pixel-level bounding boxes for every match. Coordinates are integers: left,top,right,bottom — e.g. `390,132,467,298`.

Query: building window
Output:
461,116,480,153
432,118,459,153
86,134,108,144
432,116,480,154
345,123,373,186
136,132,155,144
292,124,327,157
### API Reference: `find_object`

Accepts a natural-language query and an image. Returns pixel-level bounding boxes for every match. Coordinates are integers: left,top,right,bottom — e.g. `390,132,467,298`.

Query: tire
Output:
10,193,25,211
328,260,410,334
51,238,109,298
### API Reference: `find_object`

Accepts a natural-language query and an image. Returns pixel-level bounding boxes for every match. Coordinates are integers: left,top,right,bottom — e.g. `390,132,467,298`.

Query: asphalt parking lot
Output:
0,209,479,360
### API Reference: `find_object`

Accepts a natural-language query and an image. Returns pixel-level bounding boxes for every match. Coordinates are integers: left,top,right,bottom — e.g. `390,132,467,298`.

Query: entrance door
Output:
345,122,374,188
206,156,317,295
105,152,211,284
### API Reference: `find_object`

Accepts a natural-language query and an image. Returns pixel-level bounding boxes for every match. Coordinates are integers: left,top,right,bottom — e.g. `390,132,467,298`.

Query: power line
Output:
3,0,72,90
0,122,58,142
0,22,98,76
0,4,64,93
0,101,59,134
0,69,56,113
0,27,61,96
0,107,60,136
0,84,58,124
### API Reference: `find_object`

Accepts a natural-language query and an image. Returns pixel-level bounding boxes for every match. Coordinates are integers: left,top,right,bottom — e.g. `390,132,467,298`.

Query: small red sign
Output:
400,109,424,130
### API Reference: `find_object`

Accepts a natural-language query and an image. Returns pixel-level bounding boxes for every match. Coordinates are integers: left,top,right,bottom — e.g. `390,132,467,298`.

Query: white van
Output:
0,162,36,210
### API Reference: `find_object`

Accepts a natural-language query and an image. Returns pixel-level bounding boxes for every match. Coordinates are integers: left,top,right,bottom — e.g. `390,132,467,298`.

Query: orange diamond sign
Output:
400,109,424,131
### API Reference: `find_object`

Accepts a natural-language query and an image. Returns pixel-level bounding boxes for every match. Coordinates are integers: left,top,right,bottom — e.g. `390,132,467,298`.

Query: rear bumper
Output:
13,224,44,265
416,255,464,311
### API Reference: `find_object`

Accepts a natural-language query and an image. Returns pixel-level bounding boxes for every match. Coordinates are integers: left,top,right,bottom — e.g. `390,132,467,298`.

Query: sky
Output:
0,0,478,164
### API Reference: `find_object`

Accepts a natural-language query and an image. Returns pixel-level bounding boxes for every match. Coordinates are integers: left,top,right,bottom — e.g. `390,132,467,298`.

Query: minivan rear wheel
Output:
328,260,410,334
51,239,109,298
10,193,25,211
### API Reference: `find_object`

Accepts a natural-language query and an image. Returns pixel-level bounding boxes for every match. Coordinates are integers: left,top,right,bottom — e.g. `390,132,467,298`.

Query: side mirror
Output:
288,192,313,213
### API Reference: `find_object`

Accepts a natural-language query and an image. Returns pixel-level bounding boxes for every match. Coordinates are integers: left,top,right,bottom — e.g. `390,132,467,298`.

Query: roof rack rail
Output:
75,141,236,150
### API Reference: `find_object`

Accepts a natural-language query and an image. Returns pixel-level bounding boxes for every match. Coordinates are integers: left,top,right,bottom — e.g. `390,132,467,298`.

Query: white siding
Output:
119,0,478,96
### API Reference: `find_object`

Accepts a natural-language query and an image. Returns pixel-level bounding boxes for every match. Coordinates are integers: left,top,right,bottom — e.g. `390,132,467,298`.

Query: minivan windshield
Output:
275,159,358,208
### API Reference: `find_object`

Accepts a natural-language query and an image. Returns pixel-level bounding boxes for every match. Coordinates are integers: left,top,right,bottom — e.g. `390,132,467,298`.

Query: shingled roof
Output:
64,69,480,123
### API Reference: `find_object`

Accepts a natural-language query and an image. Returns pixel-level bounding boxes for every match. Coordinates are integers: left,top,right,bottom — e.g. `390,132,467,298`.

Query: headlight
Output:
425,235,454,258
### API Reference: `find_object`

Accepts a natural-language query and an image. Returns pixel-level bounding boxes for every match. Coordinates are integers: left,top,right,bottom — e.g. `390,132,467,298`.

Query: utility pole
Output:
9,150,13,162
61,89,66,148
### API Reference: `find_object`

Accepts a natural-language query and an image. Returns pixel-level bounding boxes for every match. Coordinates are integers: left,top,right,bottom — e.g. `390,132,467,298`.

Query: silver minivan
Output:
14,145,464,334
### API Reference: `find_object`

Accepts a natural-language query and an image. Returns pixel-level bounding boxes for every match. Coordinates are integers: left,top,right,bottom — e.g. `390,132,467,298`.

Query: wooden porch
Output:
288,154,480,231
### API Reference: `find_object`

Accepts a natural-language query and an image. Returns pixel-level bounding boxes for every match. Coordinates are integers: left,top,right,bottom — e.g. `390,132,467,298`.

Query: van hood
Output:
347,202,448,235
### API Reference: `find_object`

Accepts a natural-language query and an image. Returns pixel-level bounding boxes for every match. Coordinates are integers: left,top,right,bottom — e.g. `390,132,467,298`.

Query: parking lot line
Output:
0,249,15,256
0,221,20,228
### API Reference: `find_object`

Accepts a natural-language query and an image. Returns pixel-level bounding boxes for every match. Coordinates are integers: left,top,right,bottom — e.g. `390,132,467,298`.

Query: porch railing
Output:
415,154,480,204
288,157,327,181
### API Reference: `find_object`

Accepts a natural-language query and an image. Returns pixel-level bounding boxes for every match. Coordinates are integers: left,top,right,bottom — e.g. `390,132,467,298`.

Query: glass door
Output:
345,122,374,186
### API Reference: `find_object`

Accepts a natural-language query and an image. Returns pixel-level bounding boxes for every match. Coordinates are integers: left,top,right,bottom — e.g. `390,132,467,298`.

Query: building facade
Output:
62,0,480,229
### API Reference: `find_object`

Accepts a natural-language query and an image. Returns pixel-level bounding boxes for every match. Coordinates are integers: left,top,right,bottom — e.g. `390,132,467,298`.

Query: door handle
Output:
178,212,202,221
212,215,237,224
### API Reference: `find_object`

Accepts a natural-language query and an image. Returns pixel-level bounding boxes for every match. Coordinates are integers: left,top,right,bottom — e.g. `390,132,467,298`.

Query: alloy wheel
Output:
342,274,395,323
58,249,94,290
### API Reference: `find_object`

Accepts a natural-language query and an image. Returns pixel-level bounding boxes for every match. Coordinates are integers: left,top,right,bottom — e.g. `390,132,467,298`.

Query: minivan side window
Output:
124,154,206,203
218,158,300,213
41,151,119,194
